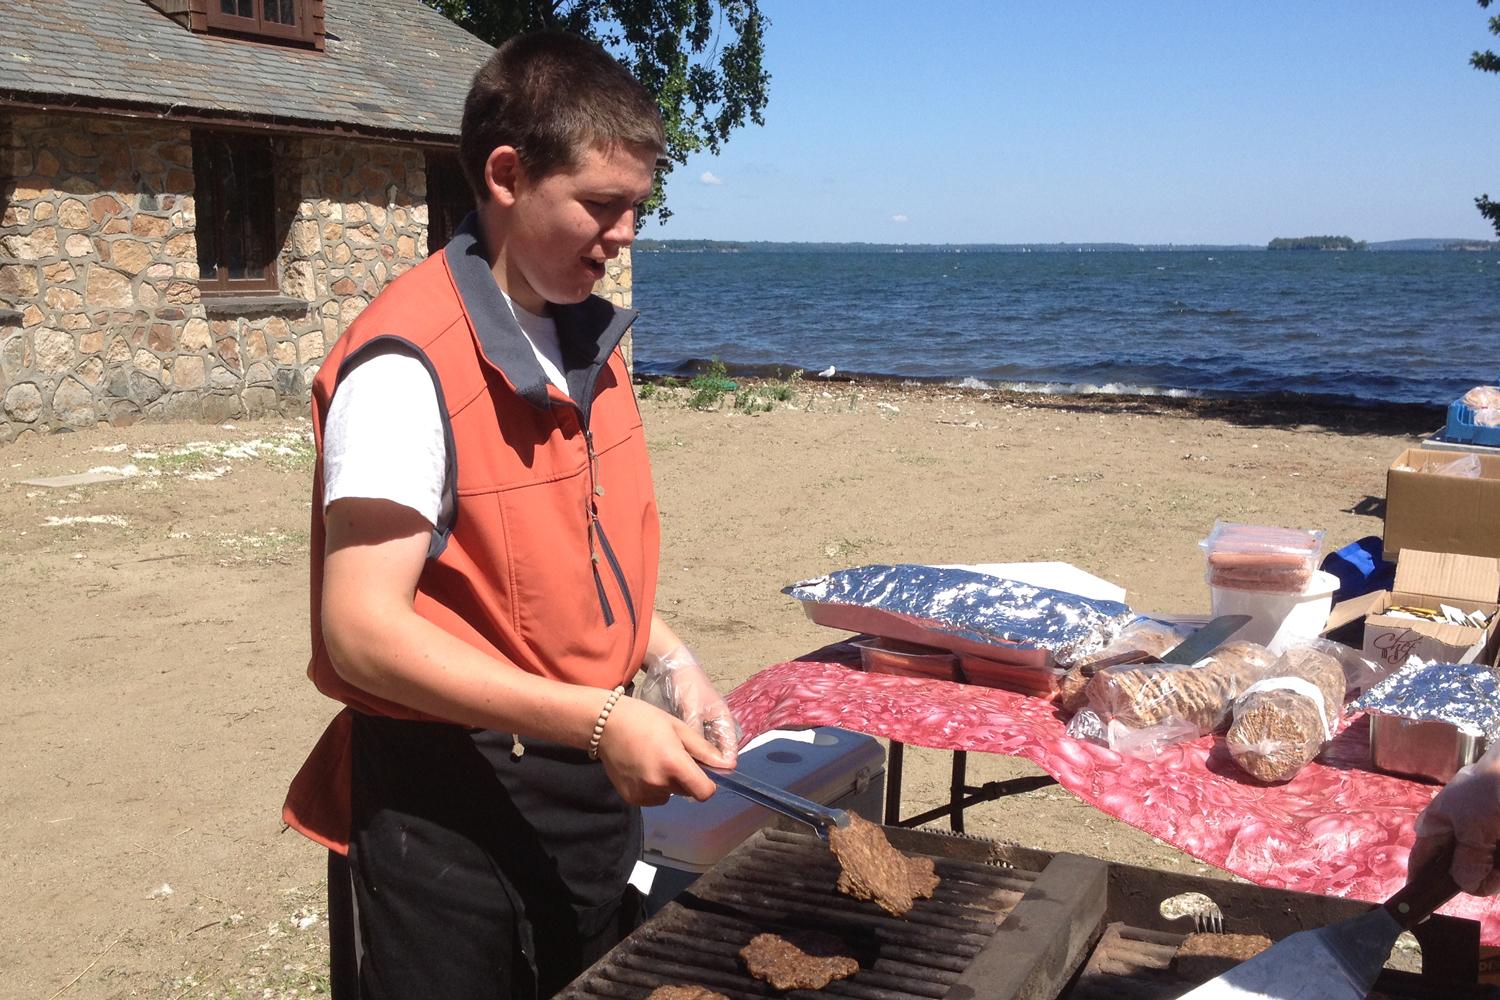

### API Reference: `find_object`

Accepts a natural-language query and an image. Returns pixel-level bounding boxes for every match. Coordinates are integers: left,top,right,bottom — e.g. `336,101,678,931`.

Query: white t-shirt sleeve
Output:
322,344,449,530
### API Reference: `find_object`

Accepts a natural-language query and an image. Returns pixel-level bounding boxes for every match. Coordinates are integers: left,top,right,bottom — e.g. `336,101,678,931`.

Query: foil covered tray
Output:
1351,660,1500,782
783,564,1136,669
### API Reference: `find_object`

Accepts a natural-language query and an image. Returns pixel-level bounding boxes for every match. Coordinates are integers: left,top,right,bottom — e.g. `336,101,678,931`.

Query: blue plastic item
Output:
1445,393,1500,446
1320,536,1394,603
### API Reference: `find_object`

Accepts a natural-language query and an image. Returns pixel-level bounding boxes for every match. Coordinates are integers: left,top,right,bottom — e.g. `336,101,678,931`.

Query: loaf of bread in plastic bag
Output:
1056,618,1194,713
1225,643,1346,783
1088,640,1276,733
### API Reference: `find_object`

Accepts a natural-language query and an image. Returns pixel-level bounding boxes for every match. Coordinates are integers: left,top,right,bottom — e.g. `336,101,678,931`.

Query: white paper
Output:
938,561,1128,604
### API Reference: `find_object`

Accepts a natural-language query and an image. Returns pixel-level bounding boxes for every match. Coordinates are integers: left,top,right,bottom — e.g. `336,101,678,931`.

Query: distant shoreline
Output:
635,238,1500,254
634,364,1446,435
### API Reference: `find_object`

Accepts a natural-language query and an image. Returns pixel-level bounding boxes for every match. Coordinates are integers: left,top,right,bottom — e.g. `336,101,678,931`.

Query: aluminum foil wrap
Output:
783,563,1136,667
1350,660,1500,740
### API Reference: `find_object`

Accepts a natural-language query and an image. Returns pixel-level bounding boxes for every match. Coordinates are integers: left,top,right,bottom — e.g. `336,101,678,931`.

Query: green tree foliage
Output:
1475,0,1500,236
1267,236,1366,251
424,0,770,223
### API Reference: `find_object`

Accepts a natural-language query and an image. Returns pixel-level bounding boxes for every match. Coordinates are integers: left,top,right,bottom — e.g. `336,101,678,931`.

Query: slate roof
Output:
0,0,492,141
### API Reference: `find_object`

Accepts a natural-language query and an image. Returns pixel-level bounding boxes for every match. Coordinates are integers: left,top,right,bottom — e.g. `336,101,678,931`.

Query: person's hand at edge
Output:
1410,747,1500,896
638,642,742,767
595,696,730,806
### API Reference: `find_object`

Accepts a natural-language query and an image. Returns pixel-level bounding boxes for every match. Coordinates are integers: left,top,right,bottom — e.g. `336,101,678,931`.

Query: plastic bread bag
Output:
1064,704,1204,760
1432,453,1482,478
1086,640,1277,735
1461,385,1500,409
1225,640,1349,783
1199,521,1325,593
1476,407,1500,428
1056,617,1195,714
1323,642,1395,701
1098,617,1196,660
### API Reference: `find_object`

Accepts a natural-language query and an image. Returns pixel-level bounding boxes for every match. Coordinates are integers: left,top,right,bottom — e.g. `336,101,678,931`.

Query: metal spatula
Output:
705,767,851,840
1176,848,1459,999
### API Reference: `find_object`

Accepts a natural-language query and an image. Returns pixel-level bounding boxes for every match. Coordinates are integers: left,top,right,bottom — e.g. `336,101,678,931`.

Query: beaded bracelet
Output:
587,685,627,760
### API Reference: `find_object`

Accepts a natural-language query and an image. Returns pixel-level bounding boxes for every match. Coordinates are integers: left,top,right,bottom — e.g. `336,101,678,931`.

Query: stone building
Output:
0,0,635,443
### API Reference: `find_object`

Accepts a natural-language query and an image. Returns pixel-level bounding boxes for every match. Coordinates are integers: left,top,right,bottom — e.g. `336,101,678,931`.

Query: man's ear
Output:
484,146,523,207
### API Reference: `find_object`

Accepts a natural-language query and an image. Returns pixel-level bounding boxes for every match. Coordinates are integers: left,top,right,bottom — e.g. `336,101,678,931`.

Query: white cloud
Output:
699,171,724,186
890,213,909,223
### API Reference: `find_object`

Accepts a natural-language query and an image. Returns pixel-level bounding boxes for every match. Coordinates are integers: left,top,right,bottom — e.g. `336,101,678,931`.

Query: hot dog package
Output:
1199,521,1325,594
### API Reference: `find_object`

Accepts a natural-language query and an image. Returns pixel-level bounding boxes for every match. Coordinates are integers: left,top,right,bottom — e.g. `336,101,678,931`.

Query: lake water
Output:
631,250,1500,406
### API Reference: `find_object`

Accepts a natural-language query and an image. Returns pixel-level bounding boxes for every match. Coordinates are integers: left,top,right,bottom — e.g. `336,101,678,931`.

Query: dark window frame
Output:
425,151,475,257
205,0,317,45
192,130,281,298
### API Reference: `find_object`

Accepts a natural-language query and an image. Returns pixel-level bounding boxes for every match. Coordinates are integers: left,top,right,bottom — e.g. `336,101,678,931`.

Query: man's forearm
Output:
325,605,612,747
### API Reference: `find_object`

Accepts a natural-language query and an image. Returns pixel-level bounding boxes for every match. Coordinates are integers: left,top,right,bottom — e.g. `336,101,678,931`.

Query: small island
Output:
1267,235,1368,251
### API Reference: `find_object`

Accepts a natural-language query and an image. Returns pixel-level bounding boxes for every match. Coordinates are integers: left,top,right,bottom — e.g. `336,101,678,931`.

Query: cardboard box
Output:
1325,549,1500,668
1384,447,1500,560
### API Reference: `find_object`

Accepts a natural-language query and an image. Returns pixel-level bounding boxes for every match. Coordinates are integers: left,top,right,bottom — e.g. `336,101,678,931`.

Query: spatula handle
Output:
1382,844,1459,930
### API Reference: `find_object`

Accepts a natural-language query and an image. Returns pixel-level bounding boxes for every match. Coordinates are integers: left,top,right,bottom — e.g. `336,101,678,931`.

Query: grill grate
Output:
1069,922,1500,1000
562,828,1035,1000
563,827,1497,1000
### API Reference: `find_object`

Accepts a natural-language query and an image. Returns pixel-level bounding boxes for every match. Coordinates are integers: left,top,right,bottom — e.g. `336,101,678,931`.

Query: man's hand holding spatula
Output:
1410,743,1500,896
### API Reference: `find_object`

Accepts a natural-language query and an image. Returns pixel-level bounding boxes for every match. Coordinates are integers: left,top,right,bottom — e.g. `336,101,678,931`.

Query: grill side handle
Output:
943,852,1109,1000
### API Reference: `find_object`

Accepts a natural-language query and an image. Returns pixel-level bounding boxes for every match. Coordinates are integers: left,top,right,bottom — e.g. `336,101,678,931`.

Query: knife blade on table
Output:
1159,614,1252,664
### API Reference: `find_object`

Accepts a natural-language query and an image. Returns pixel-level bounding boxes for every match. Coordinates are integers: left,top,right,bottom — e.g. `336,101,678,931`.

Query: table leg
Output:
951,750,967,834
885,740,905,826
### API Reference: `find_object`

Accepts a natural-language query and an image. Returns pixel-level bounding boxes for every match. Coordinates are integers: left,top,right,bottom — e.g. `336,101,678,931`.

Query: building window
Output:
425,152,474,256
192,131,280,296
205,0,319,46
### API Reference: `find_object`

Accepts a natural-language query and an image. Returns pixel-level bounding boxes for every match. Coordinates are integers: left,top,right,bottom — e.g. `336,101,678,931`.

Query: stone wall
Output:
0,112,425,442
0,110,635,443
599,248,635,368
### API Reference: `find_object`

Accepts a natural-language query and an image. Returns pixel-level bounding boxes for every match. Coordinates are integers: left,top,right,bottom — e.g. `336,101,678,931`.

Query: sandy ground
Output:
0,379,1433,999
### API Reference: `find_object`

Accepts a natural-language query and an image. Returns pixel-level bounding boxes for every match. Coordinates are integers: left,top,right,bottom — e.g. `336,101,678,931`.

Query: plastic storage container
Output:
1210,568,1340,654
636,727,885,911
852,636,960,681
1200,521,1324,593
958,654,1067,698
1445,398,1500,446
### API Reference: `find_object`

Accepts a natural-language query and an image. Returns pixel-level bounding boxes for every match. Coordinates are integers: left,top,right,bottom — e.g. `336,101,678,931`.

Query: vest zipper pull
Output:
511,734,525,759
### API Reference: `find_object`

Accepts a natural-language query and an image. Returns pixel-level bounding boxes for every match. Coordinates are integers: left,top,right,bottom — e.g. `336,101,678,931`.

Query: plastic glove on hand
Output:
1410,752,1500,896
638,644,742,766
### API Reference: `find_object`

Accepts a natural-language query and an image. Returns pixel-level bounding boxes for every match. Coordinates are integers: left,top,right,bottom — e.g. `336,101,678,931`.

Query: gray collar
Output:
443,213,637,416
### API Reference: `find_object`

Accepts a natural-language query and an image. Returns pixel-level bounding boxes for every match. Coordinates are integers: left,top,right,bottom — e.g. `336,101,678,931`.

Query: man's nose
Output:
604,209,636,252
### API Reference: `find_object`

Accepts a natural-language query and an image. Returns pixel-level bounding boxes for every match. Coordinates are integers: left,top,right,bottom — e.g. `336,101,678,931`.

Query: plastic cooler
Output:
635,727,885,911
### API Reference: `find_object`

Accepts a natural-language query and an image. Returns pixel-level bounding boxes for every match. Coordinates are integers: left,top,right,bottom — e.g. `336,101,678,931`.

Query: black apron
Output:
334,712,644,1000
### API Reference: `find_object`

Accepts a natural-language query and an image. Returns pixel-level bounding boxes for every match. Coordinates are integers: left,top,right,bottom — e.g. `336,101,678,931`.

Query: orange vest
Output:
283,218,660,852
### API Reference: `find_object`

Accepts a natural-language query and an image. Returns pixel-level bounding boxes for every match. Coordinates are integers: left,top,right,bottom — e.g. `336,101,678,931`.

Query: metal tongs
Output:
705,767,852,841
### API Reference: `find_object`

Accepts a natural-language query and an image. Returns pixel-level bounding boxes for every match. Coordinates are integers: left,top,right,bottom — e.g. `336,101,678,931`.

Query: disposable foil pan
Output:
1368,716,1485,784
1353,660,1500,783
784,564,1135,669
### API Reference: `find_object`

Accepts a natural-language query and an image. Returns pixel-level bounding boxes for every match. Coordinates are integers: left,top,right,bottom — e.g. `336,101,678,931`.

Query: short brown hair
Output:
459,32,666,200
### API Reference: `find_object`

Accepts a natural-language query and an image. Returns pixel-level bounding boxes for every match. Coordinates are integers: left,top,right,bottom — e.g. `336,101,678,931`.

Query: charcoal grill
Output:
561,825,1498,1000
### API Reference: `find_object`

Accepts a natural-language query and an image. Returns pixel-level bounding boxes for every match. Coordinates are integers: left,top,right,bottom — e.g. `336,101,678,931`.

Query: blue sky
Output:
648,3,1500,244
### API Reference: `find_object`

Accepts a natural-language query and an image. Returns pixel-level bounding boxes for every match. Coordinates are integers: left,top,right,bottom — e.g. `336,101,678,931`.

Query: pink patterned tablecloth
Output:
726,658,1500,944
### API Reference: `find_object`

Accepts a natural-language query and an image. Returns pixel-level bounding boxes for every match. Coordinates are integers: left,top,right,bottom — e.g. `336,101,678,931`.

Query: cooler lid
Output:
642,727,884,871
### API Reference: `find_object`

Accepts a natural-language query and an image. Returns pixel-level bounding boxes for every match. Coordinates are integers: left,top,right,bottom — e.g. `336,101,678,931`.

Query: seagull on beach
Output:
817,365,836,378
